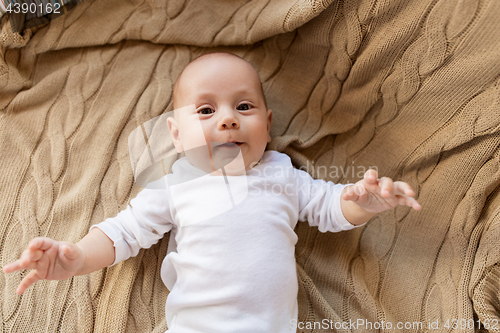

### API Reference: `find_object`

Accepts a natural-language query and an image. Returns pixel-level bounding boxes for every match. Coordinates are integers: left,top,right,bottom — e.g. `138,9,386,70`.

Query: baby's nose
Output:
218,109,240,129
222,122,238,128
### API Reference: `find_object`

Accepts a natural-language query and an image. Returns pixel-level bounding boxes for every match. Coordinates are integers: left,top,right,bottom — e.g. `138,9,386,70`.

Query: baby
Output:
3,53,421,333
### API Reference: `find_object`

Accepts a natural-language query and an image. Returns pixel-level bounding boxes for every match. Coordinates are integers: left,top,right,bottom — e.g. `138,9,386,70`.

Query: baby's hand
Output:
3,237,85,295
342,169,422,214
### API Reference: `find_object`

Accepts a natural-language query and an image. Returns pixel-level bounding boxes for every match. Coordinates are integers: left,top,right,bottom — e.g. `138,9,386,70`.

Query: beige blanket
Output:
1,0,499,331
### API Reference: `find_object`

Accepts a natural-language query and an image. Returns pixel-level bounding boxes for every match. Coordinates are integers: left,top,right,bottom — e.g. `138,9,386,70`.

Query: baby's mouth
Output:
216,142,243,147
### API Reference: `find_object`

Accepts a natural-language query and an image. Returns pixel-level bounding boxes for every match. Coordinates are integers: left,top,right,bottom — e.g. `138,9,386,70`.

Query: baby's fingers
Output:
378,177,394,197
3,247,44,273
408,197,422,211
3,237,55,274
363,169,378,184
3,252,30,273
393,181,416,197
15,270,41,295
397,195,422,211
58,243,81,266
28,237,55,252
2,261,20,274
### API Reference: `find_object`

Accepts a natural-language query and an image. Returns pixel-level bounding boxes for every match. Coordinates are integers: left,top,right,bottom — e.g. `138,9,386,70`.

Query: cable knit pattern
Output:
1,0,499,332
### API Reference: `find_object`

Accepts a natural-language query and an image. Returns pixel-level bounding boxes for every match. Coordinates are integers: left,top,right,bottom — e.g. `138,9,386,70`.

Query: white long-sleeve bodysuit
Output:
90,150,358,333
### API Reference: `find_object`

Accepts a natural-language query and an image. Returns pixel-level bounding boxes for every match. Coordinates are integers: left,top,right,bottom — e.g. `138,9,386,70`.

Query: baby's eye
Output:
198,107,214,115
237,104,251,111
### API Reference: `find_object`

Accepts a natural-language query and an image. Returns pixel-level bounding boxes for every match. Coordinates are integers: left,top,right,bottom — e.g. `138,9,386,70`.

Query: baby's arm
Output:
341,169,421,226
4,179,174,295
3,227,114,295
74,227,115,275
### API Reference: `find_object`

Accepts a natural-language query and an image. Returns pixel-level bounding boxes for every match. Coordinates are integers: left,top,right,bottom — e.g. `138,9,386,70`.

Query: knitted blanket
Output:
1,0,499,332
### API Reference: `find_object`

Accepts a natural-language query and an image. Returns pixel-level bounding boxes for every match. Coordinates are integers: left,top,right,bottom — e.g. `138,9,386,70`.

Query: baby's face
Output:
168,54,272,173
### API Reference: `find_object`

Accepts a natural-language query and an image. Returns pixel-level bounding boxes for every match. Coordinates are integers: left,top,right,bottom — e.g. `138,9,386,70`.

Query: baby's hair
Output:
172,52,267,113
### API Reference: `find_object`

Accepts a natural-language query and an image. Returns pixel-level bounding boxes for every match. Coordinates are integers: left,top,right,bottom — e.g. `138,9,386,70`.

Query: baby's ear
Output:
166,117,184,153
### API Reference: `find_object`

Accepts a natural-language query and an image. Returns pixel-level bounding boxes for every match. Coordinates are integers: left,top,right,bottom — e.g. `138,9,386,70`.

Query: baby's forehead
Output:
173,53,264,108
181,54,258,83
185,54,260,82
